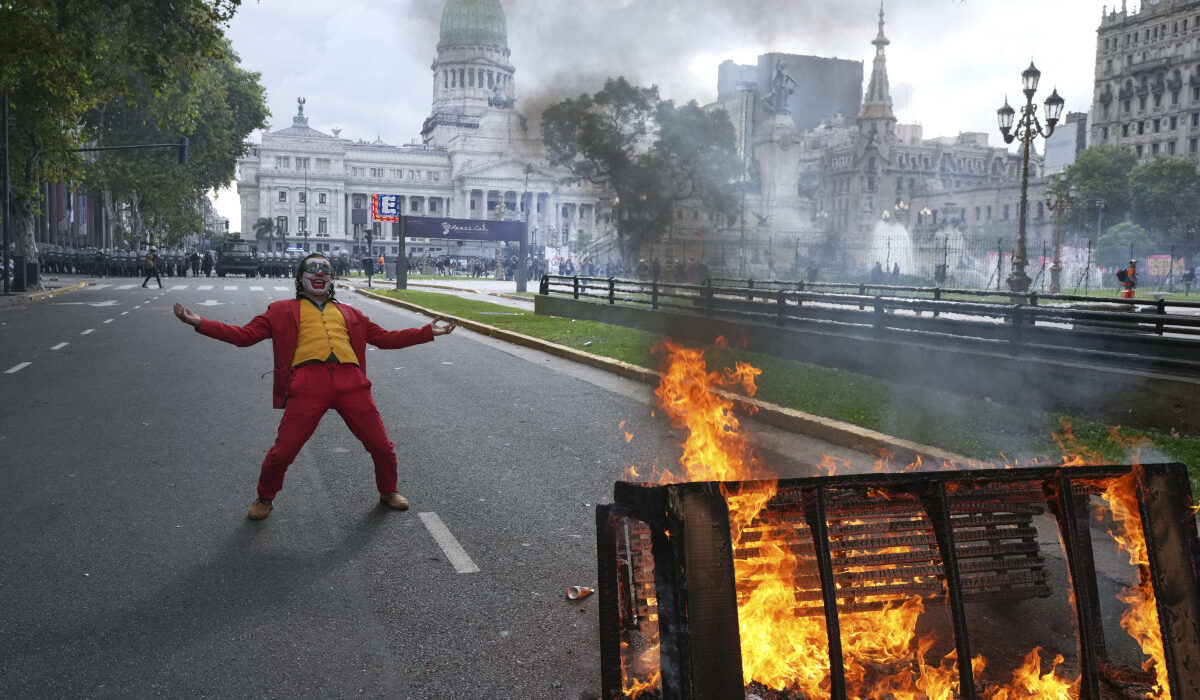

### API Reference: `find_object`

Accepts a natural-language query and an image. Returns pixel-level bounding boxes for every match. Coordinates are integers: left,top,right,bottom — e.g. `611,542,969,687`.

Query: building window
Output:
298,216,306,232
275,156,290,169
278,191,287,202
296,157,310,170
319,193,327,204
410,198,420,212
432,171,440,181
1003,204,1010,220
298,192,306,204
1123,99,1131,113
276,216,288,233
316,158,331,171
352,194,366,209
1102,126,1110,140
1190,138,1197,152
317,243,329,252
1139,96,1147,111
1152,142,1160,156
986,205,992,220
1193,112,1199,127
318,217,327,234
1139,121,1145,135
1137,144,1144,157
975,206,981,221
1154,119,1161,132
430,199,439,213
1037,201,1044,219
1169,141,1177,155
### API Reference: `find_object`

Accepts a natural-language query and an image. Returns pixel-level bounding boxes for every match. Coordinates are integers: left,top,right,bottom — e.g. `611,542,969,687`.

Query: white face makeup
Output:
300,258,333,300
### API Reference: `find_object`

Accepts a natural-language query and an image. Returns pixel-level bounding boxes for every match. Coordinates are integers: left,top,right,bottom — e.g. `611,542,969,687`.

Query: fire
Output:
1100,468,1170,699
621,348,1168,699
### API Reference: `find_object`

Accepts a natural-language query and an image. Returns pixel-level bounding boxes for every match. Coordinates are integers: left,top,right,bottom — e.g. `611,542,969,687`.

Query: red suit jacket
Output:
196,298,434,408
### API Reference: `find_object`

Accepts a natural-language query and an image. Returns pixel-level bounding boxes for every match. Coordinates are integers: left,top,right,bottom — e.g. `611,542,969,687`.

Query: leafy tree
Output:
1062,145,1137,239
541,77,741,260
1,0,244,261
1097,221,1151,270
252,217,275,250
1127,156,1200,243
85,41,267,247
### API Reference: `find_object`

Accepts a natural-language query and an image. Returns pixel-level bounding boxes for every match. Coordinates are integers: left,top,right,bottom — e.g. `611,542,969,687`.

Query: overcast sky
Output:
213,0,1115,223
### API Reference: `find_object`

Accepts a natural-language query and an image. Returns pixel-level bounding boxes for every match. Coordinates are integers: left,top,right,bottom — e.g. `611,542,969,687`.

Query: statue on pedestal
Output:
768,63,796,115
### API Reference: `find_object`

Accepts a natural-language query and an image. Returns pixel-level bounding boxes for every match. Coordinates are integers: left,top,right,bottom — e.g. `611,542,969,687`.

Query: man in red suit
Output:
173,253,456,520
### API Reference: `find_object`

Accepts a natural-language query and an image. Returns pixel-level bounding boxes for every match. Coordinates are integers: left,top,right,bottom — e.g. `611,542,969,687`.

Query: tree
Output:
1062,145,1137,239
1,0,244,261
541,77,741,260
1097,221,1152,271
252,216,275,251
84,40,267,248
1127,156,1200,243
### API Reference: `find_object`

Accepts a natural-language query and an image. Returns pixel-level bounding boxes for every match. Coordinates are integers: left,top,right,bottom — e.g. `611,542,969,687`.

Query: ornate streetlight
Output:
1044,174,1077,294
997,61,1065,294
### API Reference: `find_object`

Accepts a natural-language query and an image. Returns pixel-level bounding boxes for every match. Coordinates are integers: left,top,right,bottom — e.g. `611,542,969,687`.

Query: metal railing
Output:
539,274,1200,375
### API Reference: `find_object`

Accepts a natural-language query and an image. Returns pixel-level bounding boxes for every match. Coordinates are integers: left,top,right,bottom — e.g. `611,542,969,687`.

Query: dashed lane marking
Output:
198,285,213,290
92,284,111,290
171,285,187,290
250,286,264,291
116,284,136,290
223,286,237,291
51,343,68,350
5,362,31,374
274,286,289,291
121,312,128,316
418,512,480,574
81,329,94,335
103,319,114,324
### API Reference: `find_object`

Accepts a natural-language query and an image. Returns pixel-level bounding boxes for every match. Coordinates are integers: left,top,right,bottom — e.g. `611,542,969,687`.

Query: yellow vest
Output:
291,300,359,367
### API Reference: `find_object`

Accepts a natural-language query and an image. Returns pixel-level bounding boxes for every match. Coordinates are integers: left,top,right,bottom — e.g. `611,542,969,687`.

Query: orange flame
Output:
1100,468,1170,699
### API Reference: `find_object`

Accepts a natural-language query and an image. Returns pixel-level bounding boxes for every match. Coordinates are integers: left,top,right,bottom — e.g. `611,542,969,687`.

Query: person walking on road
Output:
1117,259,1138,299
172,252,456,520
142,247,162,288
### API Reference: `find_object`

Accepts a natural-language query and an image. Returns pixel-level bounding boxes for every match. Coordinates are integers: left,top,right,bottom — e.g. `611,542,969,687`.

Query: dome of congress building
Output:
439,0,508,48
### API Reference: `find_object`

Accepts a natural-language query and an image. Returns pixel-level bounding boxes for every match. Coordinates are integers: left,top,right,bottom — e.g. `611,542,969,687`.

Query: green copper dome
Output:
439,0,508,49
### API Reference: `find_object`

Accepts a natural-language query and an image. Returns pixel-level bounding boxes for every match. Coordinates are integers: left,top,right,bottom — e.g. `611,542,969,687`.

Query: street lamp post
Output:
1044,174,1077,293
997,61,1065,294
302,161,309,252
517,163,533,293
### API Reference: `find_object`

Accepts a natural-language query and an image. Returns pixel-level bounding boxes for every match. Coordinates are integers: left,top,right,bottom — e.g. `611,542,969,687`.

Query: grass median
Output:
376,288,1200,480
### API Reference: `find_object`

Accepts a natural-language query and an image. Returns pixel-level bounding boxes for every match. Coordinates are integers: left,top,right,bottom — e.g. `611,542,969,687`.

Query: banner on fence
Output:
1146,255,1187,277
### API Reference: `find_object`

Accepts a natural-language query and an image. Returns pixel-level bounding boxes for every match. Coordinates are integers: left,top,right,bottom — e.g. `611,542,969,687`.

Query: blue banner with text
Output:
404,216,525,242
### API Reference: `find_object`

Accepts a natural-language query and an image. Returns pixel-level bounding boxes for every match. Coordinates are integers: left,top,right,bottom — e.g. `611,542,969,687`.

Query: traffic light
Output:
178,136,190,165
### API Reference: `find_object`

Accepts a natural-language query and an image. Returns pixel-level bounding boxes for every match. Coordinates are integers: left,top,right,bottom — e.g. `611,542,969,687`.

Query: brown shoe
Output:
248,497,273,520
379,491,409,510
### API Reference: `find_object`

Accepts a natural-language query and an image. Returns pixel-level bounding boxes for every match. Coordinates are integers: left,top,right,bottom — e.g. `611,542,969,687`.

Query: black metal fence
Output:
539,274,1200,375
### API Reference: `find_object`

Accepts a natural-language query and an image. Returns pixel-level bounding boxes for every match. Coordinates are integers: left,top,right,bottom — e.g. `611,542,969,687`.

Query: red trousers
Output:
257,362,397,499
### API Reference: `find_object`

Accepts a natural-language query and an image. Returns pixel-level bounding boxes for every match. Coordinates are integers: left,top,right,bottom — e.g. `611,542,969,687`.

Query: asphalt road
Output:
0,276,873,699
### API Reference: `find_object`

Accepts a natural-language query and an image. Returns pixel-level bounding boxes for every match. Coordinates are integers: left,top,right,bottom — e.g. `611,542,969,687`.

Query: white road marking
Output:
197,300,224,306
81,329,94,335
121,312,129,316
198,285,213,290
89,300,118,307
274,286,289,291
5,362,31,374
116,284,136,290
171,285,187,290
224,286,237,291
103,319,114,324
250,286,264,291
418,512,480,574
134,306,141,310
92,284,111,290
51,343,68,350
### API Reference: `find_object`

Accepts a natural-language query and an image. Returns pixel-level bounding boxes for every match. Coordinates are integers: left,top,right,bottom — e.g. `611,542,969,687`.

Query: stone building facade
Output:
1089,0,1200,163
236,0,606,260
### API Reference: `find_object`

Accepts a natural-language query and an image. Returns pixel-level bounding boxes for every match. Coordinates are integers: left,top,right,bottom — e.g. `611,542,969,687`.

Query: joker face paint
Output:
300,257,333,301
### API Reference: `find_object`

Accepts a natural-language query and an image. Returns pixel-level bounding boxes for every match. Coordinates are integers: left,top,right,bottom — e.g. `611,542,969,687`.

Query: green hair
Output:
294,252,336,301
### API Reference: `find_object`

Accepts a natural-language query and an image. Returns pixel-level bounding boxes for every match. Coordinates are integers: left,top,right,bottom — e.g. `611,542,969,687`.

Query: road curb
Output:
356,287,974,468
0,280,88,308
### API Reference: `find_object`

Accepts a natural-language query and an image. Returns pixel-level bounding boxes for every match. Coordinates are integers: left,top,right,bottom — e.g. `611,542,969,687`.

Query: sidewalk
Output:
0,278,89,309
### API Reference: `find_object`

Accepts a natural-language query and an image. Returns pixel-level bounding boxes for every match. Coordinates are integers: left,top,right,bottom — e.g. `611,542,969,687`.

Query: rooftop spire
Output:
860,2,895,122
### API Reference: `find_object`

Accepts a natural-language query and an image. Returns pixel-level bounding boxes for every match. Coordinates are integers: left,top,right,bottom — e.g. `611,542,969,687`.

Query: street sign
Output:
403,215,524,242
372,194,399,222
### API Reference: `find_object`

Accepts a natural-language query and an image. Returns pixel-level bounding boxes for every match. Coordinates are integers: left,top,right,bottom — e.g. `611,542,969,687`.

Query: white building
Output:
236,0,607,260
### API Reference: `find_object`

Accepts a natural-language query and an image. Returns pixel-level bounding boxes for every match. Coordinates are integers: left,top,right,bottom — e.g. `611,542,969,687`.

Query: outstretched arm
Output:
174,301,272,347
431,318,456,336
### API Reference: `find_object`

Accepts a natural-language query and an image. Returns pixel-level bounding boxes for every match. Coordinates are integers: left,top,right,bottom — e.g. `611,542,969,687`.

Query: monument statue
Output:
769,63,796,115
297,96,305,116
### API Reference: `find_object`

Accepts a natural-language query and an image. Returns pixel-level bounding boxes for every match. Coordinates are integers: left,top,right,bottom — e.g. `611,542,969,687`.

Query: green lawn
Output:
376,288,1200,481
